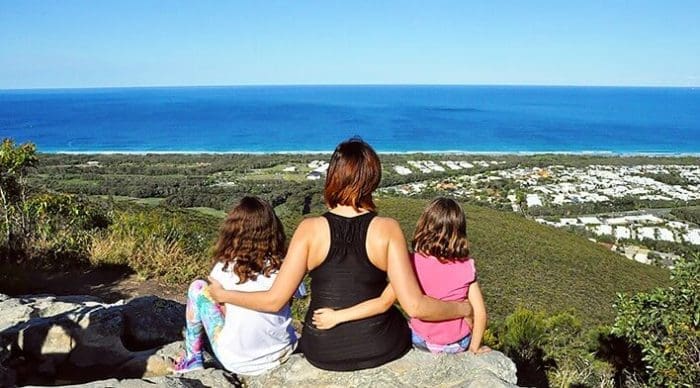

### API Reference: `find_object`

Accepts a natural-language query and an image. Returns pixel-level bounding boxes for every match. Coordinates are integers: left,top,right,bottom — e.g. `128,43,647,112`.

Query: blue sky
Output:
1,1,699,89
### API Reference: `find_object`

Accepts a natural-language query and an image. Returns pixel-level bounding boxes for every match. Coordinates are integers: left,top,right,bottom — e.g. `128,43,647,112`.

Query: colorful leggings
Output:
184,279,226,363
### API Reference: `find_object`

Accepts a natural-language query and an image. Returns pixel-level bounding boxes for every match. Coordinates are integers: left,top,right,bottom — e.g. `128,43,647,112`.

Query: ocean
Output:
0,85,699,154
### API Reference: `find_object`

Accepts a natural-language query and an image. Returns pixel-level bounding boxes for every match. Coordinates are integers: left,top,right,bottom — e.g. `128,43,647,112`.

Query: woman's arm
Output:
382,218,473,321
207,218,313,313
312,285,396,329
466,281,490,354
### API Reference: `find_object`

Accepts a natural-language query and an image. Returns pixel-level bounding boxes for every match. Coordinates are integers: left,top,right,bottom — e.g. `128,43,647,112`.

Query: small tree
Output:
612,257,700,387
0,138,38,253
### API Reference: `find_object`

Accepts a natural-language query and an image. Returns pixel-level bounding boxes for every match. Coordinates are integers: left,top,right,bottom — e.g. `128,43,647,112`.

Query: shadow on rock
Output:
0,293,185,386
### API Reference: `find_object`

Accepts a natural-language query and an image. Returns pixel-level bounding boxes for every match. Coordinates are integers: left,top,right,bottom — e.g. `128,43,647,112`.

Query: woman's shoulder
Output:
293,216,328,233
369,215,401,230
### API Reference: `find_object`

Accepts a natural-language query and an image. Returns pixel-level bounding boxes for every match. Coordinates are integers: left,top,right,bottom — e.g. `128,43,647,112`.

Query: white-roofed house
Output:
393,165,412,175
684,229,700,245
578,216,601,225
637,227,657,241
656,228,675,242
592,225,613,236
526,194,542,207
614,226,632,240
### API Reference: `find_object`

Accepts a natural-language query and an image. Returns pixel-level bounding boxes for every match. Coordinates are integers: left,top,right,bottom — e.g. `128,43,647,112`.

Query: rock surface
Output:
1,293,519,387
244,350,518,388
0,293,185,386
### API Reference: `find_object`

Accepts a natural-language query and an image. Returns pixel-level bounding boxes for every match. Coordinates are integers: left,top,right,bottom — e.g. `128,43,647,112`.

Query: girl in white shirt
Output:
173,196,300,375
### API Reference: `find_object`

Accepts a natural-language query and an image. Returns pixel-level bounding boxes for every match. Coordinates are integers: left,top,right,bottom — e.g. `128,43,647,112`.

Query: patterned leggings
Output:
183,279,226,362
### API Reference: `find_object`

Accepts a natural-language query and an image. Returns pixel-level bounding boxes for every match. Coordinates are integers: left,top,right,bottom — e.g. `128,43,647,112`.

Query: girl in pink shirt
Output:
313,197,490,354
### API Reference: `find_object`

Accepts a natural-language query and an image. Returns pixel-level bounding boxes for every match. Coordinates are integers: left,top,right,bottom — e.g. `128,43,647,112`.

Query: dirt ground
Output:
1,264,187,303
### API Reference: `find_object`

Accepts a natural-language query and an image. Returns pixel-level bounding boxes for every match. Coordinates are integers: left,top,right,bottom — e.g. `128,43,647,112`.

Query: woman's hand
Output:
207,276,226,303
468,345,492,355
312,308,342,330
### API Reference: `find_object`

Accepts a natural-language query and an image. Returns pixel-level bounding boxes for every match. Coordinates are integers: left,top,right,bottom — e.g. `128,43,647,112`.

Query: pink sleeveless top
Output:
409,252,476,345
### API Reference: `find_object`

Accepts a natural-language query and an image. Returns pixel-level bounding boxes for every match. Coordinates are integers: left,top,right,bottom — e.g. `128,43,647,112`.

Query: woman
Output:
208,138,473,371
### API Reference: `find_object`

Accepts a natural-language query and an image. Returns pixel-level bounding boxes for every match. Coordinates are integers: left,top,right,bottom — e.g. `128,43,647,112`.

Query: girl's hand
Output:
207,276,226,303
468,345,491,355
312,308,341,330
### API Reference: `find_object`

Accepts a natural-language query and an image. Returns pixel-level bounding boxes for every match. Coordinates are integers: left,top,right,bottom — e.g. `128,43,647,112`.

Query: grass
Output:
188,207,227,218
90,195,164,207
375,196,670,327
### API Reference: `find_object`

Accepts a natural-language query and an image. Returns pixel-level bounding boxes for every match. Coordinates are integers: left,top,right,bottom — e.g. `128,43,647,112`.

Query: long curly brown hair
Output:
412,197,470,262
212,196,286,284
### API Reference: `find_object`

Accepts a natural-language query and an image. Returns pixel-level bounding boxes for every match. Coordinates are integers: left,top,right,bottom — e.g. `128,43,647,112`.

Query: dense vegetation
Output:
612,258,699,387
4,141,697,387
671,206,700,225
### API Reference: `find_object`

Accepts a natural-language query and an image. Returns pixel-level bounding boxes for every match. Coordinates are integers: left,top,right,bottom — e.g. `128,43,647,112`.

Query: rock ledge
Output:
1,293,518,387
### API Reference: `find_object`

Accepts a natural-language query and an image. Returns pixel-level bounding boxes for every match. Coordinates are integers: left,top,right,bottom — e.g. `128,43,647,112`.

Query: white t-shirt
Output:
209,262,298,375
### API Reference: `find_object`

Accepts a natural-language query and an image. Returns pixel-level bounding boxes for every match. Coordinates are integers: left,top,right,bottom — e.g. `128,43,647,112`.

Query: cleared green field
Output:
188,207,227,218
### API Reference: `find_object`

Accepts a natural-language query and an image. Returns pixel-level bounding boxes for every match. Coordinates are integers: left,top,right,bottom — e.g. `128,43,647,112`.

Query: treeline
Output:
36,153,323,175
529,196,700,217
671,206,700,225
645,171,695,186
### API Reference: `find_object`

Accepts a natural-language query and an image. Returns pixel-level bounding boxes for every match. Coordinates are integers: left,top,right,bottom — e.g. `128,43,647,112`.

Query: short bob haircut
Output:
212,196,286,284
412,197,470,262
324,137,382,212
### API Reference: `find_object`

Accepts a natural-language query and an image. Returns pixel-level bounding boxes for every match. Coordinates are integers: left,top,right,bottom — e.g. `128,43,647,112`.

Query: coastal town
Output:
378,160,700,267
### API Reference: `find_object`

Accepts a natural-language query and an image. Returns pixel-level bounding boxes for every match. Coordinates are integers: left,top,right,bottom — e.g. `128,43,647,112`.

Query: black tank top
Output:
299,211,411,371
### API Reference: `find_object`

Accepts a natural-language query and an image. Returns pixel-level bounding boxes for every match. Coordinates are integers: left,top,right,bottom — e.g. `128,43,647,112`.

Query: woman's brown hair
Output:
412,197,470,262
324,137,382,211
212,196,286,284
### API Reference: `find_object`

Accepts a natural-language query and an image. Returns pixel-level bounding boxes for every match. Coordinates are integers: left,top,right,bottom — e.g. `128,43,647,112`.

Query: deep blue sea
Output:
1,85,699,153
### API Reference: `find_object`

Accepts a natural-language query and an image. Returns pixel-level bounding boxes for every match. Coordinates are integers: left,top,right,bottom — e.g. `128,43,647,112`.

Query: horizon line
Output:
2,82,699,92
38,150,700,157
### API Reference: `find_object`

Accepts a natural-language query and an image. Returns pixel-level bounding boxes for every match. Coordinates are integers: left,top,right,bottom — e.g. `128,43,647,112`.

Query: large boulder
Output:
243,350,517,388
42,351,517,388
0,294,185,385
2,293,519,387
122,296,185,350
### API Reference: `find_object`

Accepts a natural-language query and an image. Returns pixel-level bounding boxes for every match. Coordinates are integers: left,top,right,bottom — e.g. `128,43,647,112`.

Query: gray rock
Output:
3,293,520,387
44,351,517,388
0,298,36,332
30,368,239,388
0,293,188,384
17,316,77,360
69,307,133,367
122,296,185,349
0,294,101,333
242,350,518,388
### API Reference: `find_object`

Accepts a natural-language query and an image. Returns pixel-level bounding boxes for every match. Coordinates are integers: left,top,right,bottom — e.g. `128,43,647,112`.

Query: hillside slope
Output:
375,196,670,326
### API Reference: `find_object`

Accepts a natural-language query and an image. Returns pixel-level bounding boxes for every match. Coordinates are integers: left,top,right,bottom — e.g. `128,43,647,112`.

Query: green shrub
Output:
88,204,218,283
612,257,700,387
501,307,548,359
494,308,616,387
25,193,110,261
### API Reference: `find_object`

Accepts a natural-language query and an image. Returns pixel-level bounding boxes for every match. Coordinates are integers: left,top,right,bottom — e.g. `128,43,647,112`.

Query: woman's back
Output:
299,211,411,371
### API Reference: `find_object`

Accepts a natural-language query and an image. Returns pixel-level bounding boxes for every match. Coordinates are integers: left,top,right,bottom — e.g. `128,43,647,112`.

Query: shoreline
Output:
42,149,700,157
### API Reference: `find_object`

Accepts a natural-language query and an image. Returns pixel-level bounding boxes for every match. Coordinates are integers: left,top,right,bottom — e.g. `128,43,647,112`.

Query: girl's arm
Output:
466,281,491,354
312,285,395,329
207,218,313,313
382,218,473,321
